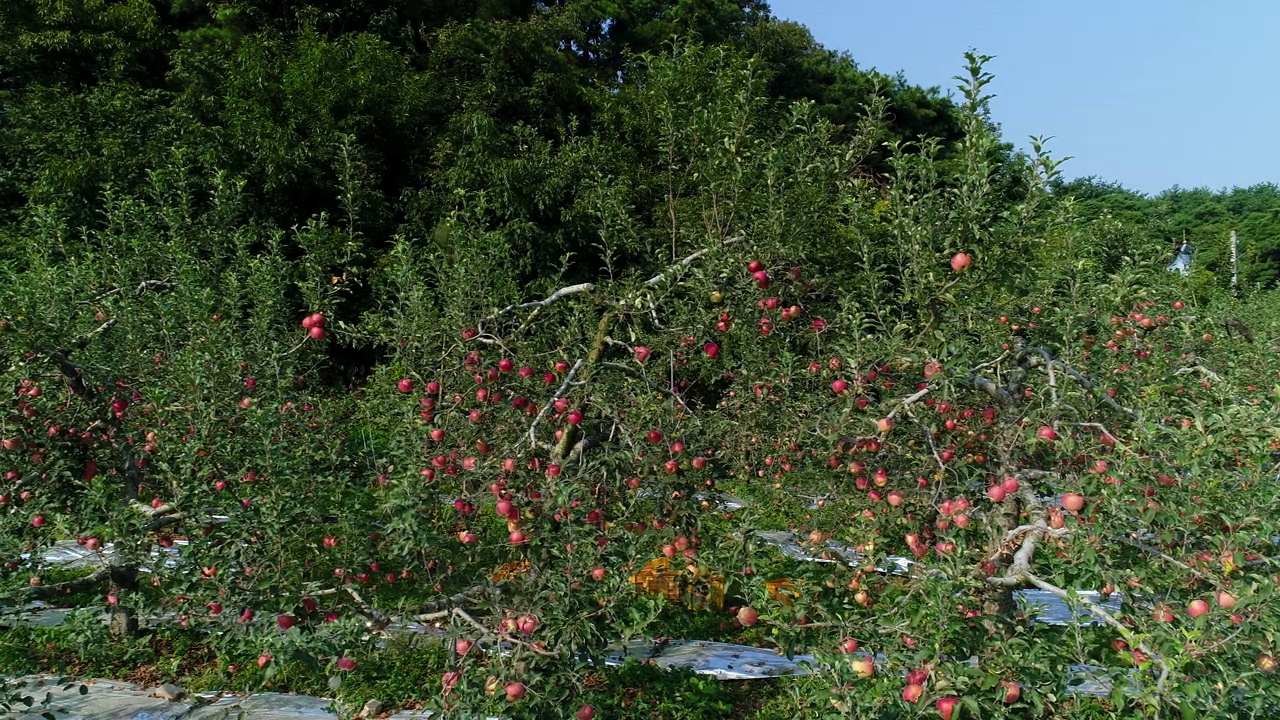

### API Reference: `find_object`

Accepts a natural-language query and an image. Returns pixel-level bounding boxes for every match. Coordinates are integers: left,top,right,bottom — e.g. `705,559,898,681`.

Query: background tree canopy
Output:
1,0,1275,381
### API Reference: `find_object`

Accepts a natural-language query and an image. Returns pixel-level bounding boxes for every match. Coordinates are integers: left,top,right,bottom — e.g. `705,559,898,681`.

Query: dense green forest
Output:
2,1,1274,317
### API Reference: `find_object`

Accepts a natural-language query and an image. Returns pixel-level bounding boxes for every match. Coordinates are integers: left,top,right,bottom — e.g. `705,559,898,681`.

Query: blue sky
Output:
766,0,1280,195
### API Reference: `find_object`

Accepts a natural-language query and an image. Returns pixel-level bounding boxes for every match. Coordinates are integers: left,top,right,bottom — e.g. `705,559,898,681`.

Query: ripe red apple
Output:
747,259,763,273
936,696,959,720
903,684,924,703
575,704,595,720
950,252,971,272
397,378,414,393
1000,680,1021,703
337,656,356,671
505,682,526,701
1216,590,1237,610
1000,477,1019,493
277,613,297,630
258,653,273,668
1188,599,1210,618
986,485,1006,503
832,379,849,394
509,530,527,545
634,346,651,363
1061,493,1086,512
838,637,859,654
876,417,893,434
1173,300,1184,310
646,429,664,443
736,606,759,627
703,341,720,358
1036,425,1057,441
517,614,538,634
566,411,583,425
308,326,326,339
752,270,771,289
30,515,45,528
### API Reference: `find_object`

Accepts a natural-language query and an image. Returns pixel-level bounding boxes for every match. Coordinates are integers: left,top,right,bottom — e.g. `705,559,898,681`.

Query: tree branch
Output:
528,359,585,449
24,566,112,599
597,362,697,421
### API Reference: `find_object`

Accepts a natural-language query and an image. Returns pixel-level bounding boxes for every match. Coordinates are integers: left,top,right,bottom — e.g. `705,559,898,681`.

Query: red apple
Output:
986,485,1006,502
950,252,972,272
1188,599,1210,618
736,606,759,627
1061,493,1086,512
903,684,924,703
505,682,526,701
876,417,893,433
936,696,958,720
575,704,595,720
1216,590,1237,610
1000,680,1021,703
277,613,297,630
1036,425,1057,441
838,637,859,654
752,270,771,289
337,656,356,671
258,653,273,668
851,656,875,679
397,378,414,393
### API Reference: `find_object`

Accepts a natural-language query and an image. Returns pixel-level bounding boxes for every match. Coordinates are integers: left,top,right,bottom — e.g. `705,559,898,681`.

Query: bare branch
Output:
597,362,698,422
642,236,743,288
959,372,1018,408
481,283,596,323
89,278,172,304
528,359,585,448
344,586,390,631
1023,352,1139,420
1111,534,1205,579
25,566,111,599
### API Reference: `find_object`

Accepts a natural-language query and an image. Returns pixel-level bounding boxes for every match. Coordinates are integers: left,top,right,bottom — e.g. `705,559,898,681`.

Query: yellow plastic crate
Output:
765,578,805,606
629,558,725,609
492,561,531,582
